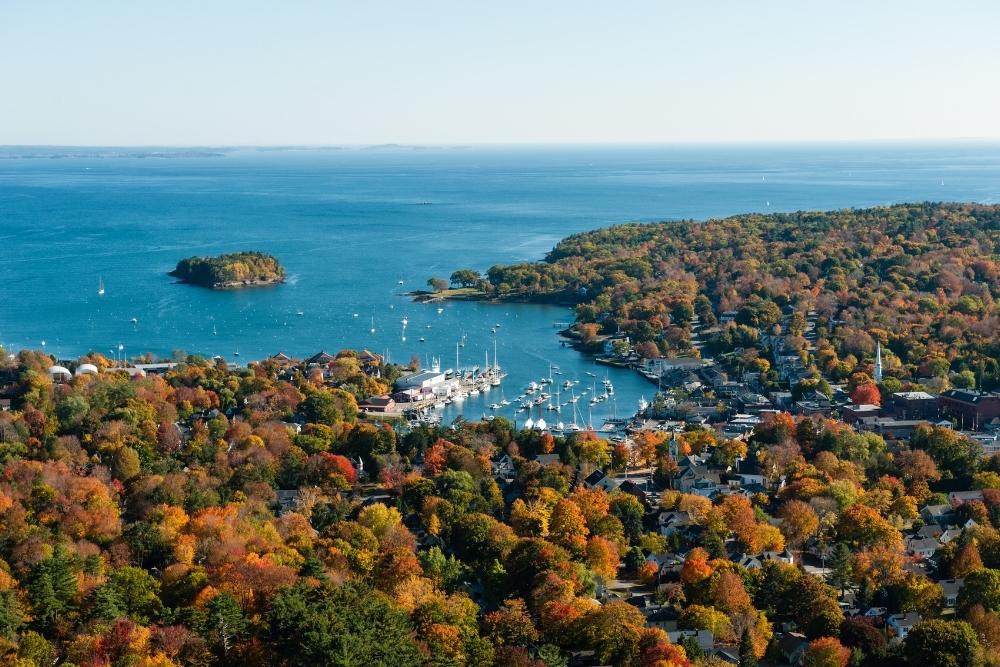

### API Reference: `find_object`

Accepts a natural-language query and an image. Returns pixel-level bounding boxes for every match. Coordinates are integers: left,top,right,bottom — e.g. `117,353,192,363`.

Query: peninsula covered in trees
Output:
169,252,286,289
444,203,1000,389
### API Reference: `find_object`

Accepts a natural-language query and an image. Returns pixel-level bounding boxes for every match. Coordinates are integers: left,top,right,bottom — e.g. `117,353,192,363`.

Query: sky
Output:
1,1,999,145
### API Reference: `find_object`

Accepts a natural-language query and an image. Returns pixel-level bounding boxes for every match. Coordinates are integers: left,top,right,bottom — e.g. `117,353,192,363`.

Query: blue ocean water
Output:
2,143,999,423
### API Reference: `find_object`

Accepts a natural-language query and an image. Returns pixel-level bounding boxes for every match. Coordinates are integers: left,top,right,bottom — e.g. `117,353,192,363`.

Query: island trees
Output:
169,251,285,288
450,269,485,289
428,276,449,292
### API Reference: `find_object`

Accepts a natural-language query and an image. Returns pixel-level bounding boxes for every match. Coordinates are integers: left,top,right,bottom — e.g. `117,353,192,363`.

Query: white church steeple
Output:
874,342,883,383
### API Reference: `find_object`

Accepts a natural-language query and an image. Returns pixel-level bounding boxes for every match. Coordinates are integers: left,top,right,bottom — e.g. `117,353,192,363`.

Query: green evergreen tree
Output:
26,573,58,631
299,554,328,581
858,577,874,611
206,592,248,660
702,529,727,559
537,644,568,667
739,627,757,667
87,584,125,621
828,543,854,594
0,589,23,638
27,543,78,632
680,634,703,660
49,544,79,607
269,582,422,667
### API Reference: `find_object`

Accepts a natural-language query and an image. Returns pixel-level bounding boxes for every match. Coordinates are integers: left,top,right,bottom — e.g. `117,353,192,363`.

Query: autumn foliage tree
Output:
803,636,850,667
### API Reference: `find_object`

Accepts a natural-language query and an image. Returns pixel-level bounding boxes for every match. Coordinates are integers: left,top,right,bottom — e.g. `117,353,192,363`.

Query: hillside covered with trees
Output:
474,203,1000,389
169,252,286,289
1,342,1000,665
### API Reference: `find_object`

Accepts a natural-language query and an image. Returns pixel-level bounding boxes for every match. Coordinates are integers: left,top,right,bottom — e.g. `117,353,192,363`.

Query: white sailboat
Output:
98,277,105,296
490,331,502,385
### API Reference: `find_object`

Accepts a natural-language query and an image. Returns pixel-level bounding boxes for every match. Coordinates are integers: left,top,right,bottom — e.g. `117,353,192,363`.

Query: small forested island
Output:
169,251,286,289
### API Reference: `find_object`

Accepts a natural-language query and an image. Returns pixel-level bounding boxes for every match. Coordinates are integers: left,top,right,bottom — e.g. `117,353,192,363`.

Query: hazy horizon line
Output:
3,137,1000,150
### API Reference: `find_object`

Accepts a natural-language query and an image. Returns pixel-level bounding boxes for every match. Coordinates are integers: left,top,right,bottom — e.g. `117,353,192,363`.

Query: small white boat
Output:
437,307,444,314
296,310,304,316
401,317,408,327
489,403,501,410
98,277,105,296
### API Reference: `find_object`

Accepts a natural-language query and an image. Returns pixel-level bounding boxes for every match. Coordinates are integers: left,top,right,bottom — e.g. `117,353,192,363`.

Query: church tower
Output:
874,342,883,383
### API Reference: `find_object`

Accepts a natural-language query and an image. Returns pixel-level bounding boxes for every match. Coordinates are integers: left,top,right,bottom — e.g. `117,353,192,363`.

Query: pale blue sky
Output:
2,1,998,145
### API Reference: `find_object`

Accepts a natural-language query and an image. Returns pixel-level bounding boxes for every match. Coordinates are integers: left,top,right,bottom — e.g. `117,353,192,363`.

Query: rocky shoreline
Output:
170,276,285,290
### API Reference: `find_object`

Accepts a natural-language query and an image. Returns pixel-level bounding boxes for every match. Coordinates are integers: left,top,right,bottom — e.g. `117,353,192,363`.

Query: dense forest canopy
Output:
482,203,1000,387
169,252,286,288
3,343,1000,666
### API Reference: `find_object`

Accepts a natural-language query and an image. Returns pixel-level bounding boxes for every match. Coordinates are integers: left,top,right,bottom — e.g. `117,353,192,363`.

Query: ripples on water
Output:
2,144,1000,420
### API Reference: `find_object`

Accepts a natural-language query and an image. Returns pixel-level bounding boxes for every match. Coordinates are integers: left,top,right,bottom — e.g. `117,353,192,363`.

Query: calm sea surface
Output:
2,144,999,423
